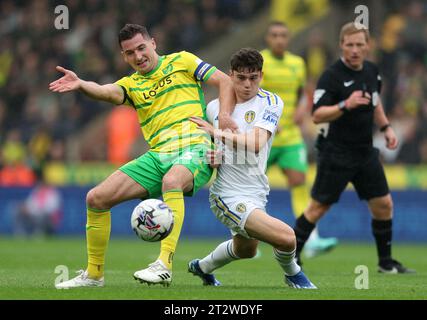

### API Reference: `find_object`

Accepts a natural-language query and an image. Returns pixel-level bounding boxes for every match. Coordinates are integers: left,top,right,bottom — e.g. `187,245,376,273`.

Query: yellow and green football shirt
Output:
115,51,216,153
260,49,306,147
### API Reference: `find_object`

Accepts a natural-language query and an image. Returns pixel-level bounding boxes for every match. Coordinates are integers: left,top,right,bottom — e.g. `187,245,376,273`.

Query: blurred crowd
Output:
0,0,426,187
0,0,267,186
298,0,427,164
374,0,427,164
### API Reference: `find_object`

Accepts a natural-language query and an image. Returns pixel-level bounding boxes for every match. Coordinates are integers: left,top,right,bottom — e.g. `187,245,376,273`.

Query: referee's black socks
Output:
371,219,392,264
294,214,316,264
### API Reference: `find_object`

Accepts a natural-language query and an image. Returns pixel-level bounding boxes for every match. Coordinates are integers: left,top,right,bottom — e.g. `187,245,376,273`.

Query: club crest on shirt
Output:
236,203,246,213
162,64,173,75
245,111,256,123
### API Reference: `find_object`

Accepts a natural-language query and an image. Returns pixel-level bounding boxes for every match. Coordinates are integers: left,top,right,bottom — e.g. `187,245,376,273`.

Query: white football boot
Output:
55,270,104,289
133,260,172,287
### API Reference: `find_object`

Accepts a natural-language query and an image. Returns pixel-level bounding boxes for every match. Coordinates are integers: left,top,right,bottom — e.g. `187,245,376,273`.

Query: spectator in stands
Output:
106,106,140,165
0,0,425,165
302,29,334,83
0,99,7,141
400,0,426,62
13,169,63,237
0,129,36,187
0,0,267,165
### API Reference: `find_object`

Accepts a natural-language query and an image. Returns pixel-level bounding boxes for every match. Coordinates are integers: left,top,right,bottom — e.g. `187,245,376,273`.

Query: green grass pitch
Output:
0,237,425,300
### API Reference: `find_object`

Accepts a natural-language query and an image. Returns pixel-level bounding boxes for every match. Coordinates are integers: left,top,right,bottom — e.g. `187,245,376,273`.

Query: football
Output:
131,199,174,242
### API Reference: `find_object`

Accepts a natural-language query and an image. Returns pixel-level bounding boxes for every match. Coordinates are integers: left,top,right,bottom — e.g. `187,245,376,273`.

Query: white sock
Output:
198,239,239,274
307,227,319,242
273,248,301,276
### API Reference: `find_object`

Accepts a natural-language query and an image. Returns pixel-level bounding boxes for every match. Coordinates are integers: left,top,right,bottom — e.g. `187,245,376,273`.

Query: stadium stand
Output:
0,0,268,184
0,0,426,188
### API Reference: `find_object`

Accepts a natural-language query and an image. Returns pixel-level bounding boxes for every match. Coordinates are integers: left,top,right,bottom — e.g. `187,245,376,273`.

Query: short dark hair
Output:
230,48,263,73
118,24,151,48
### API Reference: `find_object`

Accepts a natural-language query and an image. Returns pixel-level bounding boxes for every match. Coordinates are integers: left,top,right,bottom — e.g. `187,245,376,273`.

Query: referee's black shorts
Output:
311,145,390,205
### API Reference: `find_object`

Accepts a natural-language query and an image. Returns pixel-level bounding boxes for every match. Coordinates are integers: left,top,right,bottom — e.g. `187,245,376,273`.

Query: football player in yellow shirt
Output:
50,24,237,288
261,21,338,259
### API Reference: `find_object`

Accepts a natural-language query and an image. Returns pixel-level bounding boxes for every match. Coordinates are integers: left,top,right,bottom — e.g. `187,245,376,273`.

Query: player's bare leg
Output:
191,209,316,288
368,195,415,274
232,235,258,258
134,165,194,286
56,171,147,289
188,235,257,286
86,171,148,208
244,209,317,289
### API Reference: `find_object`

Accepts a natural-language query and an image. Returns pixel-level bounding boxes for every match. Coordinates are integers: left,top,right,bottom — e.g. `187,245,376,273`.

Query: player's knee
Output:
274,229,296,252
384,198,393,213
288,175,306,187
86,188,108,210
375,197,393,218
162,174,183,191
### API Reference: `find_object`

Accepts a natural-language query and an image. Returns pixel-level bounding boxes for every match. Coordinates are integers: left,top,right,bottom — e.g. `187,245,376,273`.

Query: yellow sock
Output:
86,207,111,280
158,189,184,270
290,184,310,218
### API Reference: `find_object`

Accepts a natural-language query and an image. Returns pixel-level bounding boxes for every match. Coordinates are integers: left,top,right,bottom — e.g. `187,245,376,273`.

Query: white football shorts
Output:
209,193,266,239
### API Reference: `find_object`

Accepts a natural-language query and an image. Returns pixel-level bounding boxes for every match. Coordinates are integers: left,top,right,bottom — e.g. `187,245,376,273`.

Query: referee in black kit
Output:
293,22,415,273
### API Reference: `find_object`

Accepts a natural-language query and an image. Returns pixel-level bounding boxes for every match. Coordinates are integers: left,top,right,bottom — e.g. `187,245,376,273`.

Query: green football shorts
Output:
267,143,308,172
119,144,213,198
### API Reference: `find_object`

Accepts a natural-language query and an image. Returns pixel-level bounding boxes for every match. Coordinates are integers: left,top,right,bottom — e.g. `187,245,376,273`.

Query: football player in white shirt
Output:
189,48,316,289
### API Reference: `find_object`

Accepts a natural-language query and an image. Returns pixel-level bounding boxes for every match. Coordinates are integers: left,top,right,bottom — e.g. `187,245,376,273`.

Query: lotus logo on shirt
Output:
245,111,256,123
142,76,172,100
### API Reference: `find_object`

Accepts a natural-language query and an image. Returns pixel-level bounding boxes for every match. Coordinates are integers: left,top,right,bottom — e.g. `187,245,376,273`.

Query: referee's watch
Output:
380,124,391,132
338,100,349,113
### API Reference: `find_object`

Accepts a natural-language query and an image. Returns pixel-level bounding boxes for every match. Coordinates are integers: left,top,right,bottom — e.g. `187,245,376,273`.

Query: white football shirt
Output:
207,88,284,203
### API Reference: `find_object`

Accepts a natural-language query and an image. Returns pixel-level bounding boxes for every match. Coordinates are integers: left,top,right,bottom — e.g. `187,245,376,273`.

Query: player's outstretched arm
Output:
190,117,270,153
205,70,238,132
49,66,124,105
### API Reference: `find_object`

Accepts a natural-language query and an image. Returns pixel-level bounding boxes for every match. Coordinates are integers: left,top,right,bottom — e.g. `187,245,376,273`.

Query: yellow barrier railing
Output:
43,162,427,189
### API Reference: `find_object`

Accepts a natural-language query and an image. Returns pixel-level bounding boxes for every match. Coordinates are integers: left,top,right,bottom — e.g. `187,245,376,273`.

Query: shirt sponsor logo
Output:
142,76,173,100
262,109,279,125
344,80,355,87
